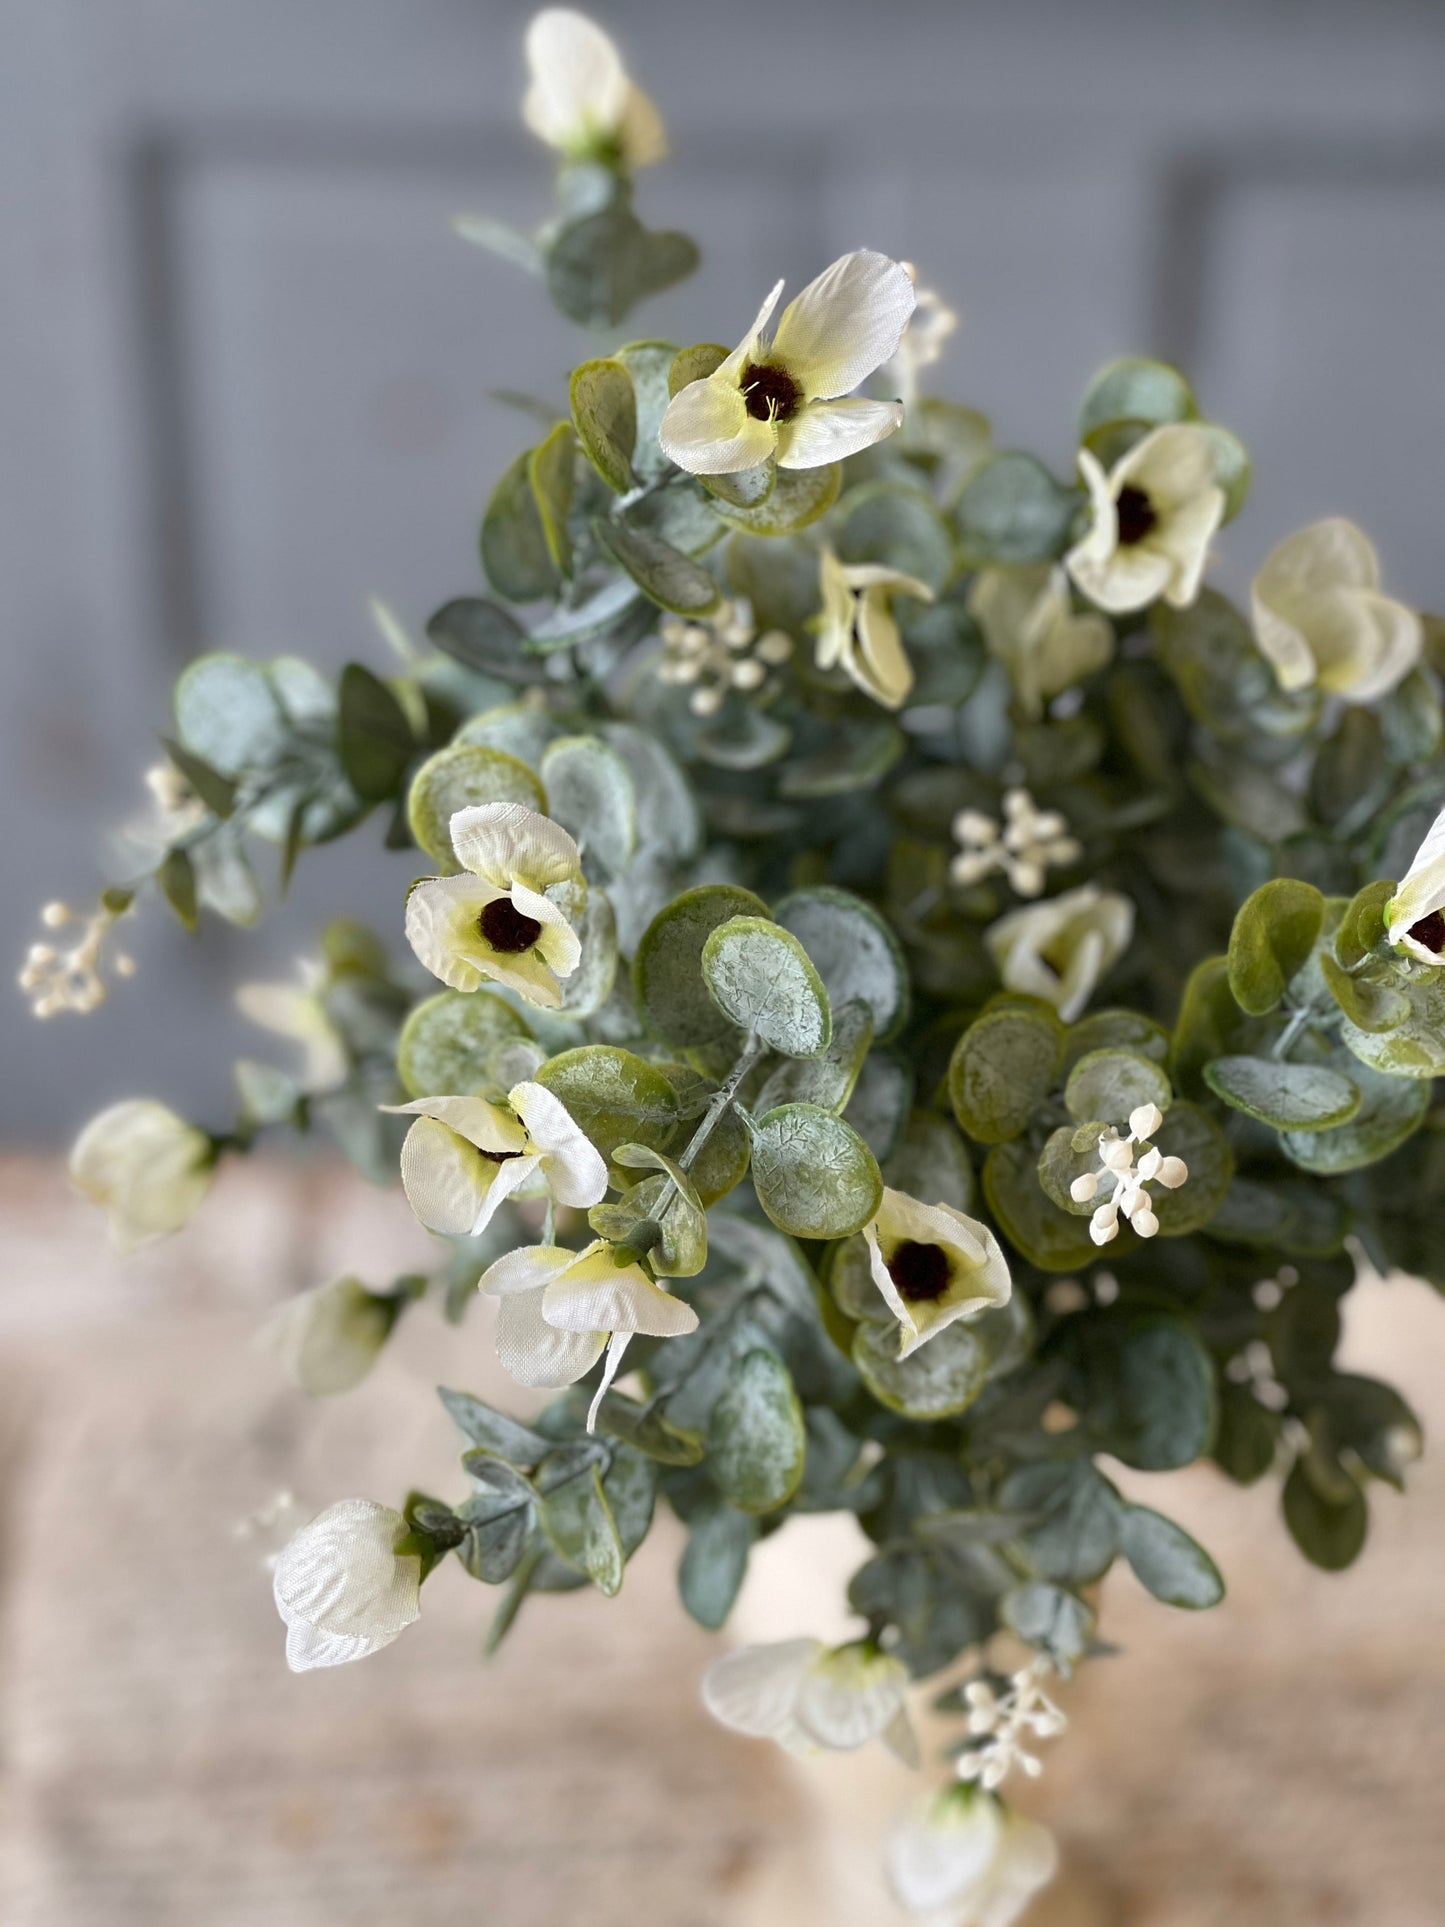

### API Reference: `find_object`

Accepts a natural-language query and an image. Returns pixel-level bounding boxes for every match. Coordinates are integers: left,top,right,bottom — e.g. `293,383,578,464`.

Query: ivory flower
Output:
658,251,915,474
405,802,584,1009
986,885,1134,1024
480,1239,697,1428
236,963,348,1092
273,1498,421,1673
390,1082,608,1237
1386,803,1445,964
68,1098,214,1252
259,1277,395,1396
968,563,1114,718
521,8,666,169
863,1188,1012,1359
887,1787,1058,1926
950,789,1081,899
815,547,935,710
1065,423,1225,614
1251,517,1421,702
702,1637,918,1765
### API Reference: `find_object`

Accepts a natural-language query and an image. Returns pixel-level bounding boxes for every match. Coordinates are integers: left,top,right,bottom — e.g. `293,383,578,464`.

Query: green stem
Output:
677,1034,764,1173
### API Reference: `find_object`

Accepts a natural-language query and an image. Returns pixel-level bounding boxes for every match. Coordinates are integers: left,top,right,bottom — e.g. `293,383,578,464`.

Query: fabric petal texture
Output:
450,801,583,890
508,1080,609,1206
775,396,905,469
68,1098,213,1252
793,1645,910,1750
701,1638,818,1738
887,1788,1004,1914
494,1287,607,1387
1387,802,1445,957
540,1244,698,1336
273,1499,421,1673
658,376,776,474
769,249,916,397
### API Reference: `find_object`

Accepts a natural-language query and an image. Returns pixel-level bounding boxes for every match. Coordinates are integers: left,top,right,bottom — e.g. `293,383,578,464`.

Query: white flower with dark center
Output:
273,1498,421,1673
236,962,348,1092
405,802,584,1009
957,1659,1067,1790
950,789,1081,899
480,1239,697,1429
985,886,1134,1024
1065,423,1225,614
968,563,1114,718
1069,1102,1187,1245
259,1277,396,1396
863,1188,1012,1359
702,1637,918,1765
815,547,935,711
68,1098,214,1251
389,1082,607,1238
20,899,135,1017
1387,803,1445,965
658,596,793,717
1252,517,1421,703
888,1786,1059,1926
658,251,915,475
522,8,666,169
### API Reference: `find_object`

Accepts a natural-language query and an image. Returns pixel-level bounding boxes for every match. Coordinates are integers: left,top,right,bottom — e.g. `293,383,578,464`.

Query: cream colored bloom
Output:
1252,517,1421,702
236,962,348,1092
522,8,666,169
863,1188,1012,1359
887,1787,1058,1926
259,1277,394,1396
1386,803,1445,965
405,802,584,1009
968,563,1114,718
986,886,1134,1024
815,547,935,710
1065,423,1224,614
480,1239,697,1428
390,1082,607,1237
658,251,915,474
702,1637,918,1765
273,1498,421,1673
69,1098,214,1252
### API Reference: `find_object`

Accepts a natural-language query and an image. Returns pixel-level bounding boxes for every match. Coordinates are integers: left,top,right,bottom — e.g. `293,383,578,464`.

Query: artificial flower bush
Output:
30,7,1445,1913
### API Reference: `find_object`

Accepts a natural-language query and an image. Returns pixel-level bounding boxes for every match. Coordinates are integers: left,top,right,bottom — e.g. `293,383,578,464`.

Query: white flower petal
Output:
702,1638,819,1738
259,1277,391,1397
389,1094,528,1153
617,82,667,167
479,1243,575,1299
1118,421,1217,509
770,250,916,397
522,9,629,151
68,1099,214,1252
1066,536,1174,614
397,1116,494,1235
494,1287,606,1388
273,1499,420,1672
864,1188,1013,1356
586,1329,634,1432
887,1788,1004,1914
512,880,583,978
508,1080,608,1206
450,802,582,890
404,873,500,992
775,396,904,470
541,1243,698,1337
794,1645,911,1751
1152,482,1225,607
658,376,777,475
1387,802,1445,948
715,277,787,382
851,585,915,709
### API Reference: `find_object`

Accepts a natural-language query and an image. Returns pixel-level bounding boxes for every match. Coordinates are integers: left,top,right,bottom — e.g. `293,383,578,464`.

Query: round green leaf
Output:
539,734,636,877
701,917,832,1058
653,1063,752,1206
1340,969,1445,1078
528,422,576,576
532,1045,679,1162
852,1314,991,1420
1203,1054,1361,1132
1064,1048,1172,1126
1280,1054,1430,1174
553,881,619,1019
407,743,546,868
1118,1504,1224,1609
706,1348,806,1514
481,448,557,602
883,1110,976,1215
667,342,728,396
1059,1311,1217,1471
454,704,562,768
749,1104,882,1238
709,461,841,535
425,597,533,683
1064,1008,1171,1070
949,1001,1063,1144
1283,1460,1367,1571
1078,356,1197,440
1148,1100,1234,1235
593,517,719,617
1227,879,1326,1016
773,886,911,1043
834,481,955,593
634,885,770,1047
954,452,1079,566
397,990,531,1098
174,654,287,775
754,998,874,1115
570,357,637,492
983,1140,1102,1270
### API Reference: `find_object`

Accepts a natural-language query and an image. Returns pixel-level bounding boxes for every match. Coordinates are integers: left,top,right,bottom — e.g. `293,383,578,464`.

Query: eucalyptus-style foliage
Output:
36,6,1442,1907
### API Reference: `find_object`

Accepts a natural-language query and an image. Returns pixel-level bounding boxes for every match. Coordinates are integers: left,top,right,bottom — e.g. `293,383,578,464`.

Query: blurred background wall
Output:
5,0,1445,1141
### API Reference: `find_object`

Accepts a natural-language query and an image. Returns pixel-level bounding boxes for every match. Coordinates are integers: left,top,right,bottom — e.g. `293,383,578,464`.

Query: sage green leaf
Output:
709,460,841,535
1154,590,1318,743
1203,1055,1361,1132
570,358,636,493
159,847,198,931
602,723,701,861
754,997,874,1115
679,1506,755,1629
532,1045,679,1162
593,1391,703,1467
593,516,720,616
174,653,287,774
706,1348,806,1514
726,532,823,633
1170,954,1273,1102
159,737,236,818
999,1460,1121,1587
425,597,533,683
1283,1459,1367,1571
1064,1047,1172,1126
1334,879,1396,970
1379,665,1443,765
1227,879,1326,1015
999,1583,1093,1671
1148,1101,1233,1234
545,208,697,329
1339,970,1445,1078
397,990,531,1098
954,452,1079,566
1037,1122,1109,1216
701,917,832,1058
481,448,558,602
1311,707,1390,830
843,1051,914,1162
773,886,911,1043
1059,1310,1216,1471
1118,1504,1224,1608
654,1063,752,1206
698,462,776,509
852,1313,991,1420
634,884,770,1047
1214,1382,1280,1485
983,1139,1101,1270
749,1104,882,1238
778,716,906,799
538,1462,624,1596
614,338,677,481
948,1000,1064,1144
1078,356,1196,439
1281,1053,1429,1174
1318,953,1409,1034
553,880,619,1019
607,1142,707,1276
1200,422,1251,522
454,703,561,770
539,734,636,876
337,663,413,802
439,1387,552,1468
1064,1008,1171,1070
883,1110,976,1215
406,742,546,867
667,342,727,395
834,481,955,593
528,421,576,576
527,575,643,653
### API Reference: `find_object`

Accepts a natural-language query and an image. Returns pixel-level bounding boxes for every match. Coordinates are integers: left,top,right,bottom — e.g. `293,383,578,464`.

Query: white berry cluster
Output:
950,787,1081,897
1070,1102,1188,1244
19,900,135,1017
957,1658,1067,1790
657,596,793,717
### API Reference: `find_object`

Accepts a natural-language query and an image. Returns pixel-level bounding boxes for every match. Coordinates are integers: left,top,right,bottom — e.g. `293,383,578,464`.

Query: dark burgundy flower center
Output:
479,1146,524,1164
1115,485,1157,545
740,361,801,423
886,1240,952,1303
479,897,543,954
1409,910,1445,955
